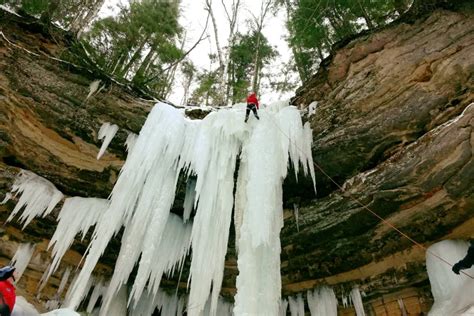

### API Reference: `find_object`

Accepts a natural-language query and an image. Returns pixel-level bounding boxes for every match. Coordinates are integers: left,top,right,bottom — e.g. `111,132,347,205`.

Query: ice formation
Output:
96,122,119,159
202,295,233,316
107,286,127,316
61,101,314,315
125,132,138,152
234,103,315,315
7,170,63,228
11,243,35,281
427,240,474,315
397,298,408,316
307,286,338,316
130,289,186,316
288,293,305,316
86,279,107,313
279,298,289,316
350,286,366,316
87,80,101,100
308,101,318,117
1,192,11,204
57,267,72,297
42,197,108,288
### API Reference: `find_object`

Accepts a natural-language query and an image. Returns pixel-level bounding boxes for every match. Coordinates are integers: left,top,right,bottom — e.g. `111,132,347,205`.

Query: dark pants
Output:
245,103,259,122
0,304,10,316
457,245,474,270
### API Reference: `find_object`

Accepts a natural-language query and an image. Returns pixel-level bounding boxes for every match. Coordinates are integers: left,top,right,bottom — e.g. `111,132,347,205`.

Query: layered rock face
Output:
286,4,474,314
0,4,473,315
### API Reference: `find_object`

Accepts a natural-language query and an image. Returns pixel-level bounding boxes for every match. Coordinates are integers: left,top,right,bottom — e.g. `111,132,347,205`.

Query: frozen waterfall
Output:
6,101,314,315
427,240,474,315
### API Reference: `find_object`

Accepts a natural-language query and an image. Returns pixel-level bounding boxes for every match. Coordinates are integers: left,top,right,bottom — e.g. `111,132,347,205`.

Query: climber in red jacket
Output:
0,266,16,316
245,92,260,122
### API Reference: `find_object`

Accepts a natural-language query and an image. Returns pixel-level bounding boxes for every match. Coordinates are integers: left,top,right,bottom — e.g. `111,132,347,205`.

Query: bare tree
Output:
249,0,273,95
69,0,106,38
204,0,241,105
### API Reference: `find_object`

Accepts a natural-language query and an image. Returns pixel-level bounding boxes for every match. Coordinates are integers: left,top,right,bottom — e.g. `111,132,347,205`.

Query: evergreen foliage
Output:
282,0,411,82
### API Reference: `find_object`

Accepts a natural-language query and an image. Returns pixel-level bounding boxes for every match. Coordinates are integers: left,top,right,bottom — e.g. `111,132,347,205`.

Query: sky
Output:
98,0,297,105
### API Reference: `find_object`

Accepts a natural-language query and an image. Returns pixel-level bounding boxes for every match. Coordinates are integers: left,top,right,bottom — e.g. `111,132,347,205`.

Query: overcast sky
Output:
99,0,295,105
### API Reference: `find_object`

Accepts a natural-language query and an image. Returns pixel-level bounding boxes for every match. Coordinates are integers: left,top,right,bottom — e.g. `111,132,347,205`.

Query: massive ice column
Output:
427,240,474,315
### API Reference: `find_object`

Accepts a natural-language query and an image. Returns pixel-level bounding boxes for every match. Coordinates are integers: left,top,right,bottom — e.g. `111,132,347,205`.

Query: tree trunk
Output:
357,0,375,29
118,37,149,78
70,0,106,38
251,0,272,95
133,47,155,82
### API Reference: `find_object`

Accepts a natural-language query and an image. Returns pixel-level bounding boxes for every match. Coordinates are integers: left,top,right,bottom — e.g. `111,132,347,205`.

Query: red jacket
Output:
246,93,259,109
0,280,15,312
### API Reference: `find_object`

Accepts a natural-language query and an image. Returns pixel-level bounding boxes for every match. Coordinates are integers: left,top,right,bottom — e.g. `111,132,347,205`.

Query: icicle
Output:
427,240,474,315
397,298,408,316
288,294,305,316
11,243,35,281
7,170,63,228
130,289,159,316
43,197,108,287
96,122,119,159
183,177,196,223
350,286,366,316
38,263,53,294
63,273,94,309
87,80,101,100
342,296,348,308
57,267,71,297
1,192,11,204
307,286,338,316
279,298,289,316
87,279,107,313
308,101,318,117
125,132,138,152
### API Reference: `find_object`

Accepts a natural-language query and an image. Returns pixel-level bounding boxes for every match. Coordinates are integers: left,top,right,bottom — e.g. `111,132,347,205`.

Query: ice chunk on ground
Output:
12,296,40,316
7,170,63,228
96,122,119,159
427,240,474,315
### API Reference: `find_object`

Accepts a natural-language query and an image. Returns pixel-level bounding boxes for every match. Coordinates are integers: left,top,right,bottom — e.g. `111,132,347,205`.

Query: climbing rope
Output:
265,110,474,279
